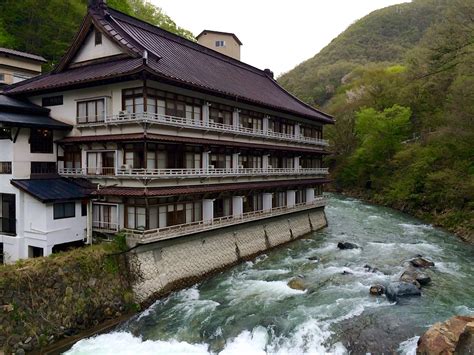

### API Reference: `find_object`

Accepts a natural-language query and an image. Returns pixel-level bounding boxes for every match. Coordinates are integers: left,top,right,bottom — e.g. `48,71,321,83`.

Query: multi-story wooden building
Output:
0,0,333,263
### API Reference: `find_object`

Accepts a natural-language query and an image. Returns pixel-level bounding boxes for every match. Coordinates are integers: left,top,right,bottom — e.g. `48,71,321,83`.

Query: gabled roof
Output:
3,1,333,124
0,47,47,63
196,30,243,45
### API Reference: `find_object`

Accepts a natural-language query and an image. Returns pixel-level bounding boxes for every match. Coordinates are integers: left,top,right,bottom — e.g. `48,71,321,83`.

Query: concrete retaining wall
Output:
129,207,327,304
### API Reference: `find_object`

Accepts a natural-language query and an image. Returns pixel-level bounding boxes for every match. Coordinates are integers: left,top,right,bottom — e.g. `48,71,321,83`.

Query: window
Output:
122,87,202,119
301,125,322,139
77,99,105,123
92,204,117,230
0,73,4,82
123,88,144,114
31,162,56,175
240,110,263,131
95,30,102,46
28,246,44,258
30,128,53,153
215,40,225,47
296,190,307,204
273,192,287,208
0,162,12,174
81,200,88,216
0,128,11,140
239,155,262,169
53,202,76,219
210,104,233,125
269,118,295,135
0,193,15,235
64,146,82,169
42,95,63,107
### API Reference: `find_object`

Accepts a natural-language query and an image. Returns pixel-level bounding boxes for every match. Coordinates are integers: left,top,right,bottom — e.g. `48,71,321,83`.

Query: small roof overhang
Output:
0,111,71,130
11,178,91,203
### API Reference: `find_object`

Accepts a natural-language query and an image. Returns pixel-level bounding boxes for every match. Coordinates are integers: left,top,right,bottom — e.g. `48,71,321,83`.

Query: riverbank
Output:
327,187,473,244
0,244,134,354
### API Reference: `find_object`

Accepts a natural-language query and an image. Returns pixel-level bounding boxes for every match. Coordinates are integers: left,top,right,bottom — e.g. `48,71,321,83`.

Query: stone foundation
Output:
129,207,327,304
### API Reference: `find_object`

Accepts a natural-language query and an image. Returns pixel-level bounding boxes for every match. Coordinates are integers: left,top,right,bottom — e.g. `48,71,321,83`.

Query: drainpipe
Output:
86,199,93,245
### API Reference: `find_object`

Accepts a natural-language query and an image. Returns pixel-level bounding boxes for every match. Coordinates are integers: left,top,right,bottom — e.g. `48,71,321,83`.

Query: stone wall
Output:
0,246,133,353
129,207,327,304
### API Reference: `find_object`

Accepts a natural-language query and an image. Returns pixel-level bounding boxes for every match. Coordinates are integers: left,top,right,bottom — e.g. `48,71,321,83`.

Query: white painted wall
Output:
72,30,124,64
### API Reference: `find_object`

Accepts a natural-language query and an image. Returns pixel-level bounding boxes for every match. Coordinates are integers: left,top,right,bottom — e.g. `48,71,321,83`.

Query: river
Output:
67,194,474,354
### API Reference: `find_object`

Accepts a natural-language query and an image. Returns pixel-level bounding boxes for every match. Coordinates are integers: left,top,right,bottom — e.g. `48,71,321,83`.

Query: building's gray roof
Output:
11,178,91,203
0,47,47,63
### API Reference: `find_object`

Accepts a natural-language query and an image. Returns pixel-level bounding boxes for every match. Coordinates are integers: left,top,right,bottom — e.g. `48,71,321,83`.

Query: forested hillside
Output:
279,0,474,239
0,0,194,69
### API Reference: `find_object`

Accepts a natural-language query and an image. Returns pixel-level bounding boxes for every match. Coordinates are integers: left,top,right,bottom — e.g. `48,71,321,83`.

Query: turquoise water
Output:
67,194,474,354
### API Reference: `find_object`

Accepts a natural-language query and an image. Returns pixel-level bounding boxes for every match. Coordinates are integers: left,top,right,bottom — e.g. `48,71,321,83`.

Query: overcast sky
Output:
151,0,409,77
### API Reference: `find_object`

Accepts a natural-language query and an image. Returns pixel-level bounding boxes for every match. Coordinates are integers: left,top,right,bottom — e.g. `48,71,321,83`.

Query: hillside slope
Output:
278,0,448,106
280,0,473,239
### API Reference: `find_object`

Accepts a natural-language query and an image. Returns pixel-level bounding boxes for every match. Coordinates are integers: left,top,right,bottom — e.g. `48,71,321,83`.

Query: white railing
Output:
92,221,119,233
124,198,327,244
76,112,329,147
58,166,329,178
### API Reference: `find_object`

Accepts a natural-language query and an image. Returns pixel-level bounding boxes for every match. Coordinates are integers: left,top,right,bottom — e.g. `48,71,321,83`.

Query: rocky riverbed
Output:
67,194,474,354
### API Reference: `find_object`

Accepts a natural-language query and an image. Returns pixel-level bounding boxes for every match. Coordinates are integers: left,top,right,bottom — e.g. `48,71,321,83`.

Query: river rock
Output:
287,277,306,291
385,282,421,302
337,242,359,250
416,316,474,355
455,321,474,354
410,256,435,268
307,256,319,262
369,284,385,296
400,269,431,286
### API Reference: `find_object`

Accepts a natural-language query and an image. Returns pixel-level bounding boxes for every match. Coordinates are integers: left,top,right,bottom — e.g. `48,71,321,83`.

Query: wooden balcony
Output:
123,198,327,245
76,112,329,147
58,166,329,179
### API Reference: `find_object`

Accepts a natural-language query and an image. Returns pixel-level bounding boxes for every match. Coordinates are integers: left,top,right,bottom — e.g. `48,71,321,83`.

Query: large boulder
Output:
385,281,421,302
410,256,435,268
337,242,359,250
287,277,306,291
417,316,474,355
400,269,431,286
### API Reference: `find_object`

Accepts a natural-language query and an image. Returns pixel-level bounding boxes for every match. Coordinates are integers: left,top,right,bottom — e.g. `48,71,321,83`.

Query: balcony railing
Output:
92,221,119,233
76,112,329,147
59,166,329,179
122,198,327,244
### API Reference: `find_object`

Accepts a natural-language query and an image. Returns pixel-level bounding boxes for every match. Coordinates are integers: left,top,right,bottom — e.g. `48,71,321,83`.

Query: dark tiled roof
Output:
93,178,330,197
3,58,144,94
0,94,71,129
0,111,71,130
196,30,243,45
11,178,92,203
0,94,49,114
0,47,47,63
4,6,333,124
59,133,329,154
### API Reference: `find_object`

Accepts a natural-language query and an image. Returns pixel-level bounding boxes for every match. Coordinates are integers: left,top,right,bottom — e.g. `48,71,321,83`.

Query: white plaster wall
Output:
72,30,124,64
11,129,61,179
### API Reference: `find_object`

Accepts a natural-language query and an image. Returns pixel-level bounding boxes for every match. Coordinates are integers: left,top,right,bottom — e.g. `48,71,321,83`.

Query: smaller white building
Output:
0,95,88,263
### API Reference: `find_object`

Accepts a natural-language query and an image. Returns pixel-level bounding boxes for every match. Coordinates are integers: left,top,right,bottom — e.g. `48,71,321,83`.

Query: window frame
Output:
77,98,106,124
53,202,76,220
30,128,53,154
